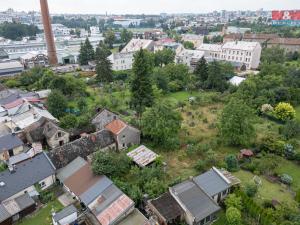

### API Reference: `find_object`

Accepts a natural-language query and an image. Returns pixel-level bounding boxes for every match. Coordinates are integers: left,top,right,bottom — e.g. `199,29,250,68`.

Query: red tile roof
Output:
97,194,134,225
105,119,127,135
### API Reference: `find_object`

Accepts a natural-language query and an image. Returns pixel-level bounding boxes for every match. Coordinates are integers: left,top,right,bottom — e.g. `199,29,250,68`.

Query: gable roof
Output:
118,208,150,225
43,121,65,139
105,119,127,135
127,145,158,167
0,134,23,153
171,180,220,223
92,108,119,123
0,152,56,201
2,193,35,217
193,167,231,197
53,204,77,222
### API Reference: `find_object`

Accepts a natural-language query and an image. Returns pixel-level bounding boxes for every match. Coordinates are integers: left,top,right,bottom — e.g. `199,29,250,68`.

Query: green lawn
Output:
17,200,63,225
233,170,295,205
213,211,227,225
296,105,300,122
276,158,300,191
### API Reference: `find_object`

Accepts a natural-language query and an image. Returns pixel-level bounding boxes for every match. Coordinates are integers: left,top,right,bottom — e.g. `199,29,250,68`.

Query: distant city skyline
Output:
0,0,299,14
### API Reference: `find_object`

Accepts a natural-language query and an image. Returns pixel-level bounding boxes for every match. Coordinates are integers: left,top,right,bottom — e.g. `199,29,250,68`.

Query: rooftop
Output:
0,133,23,153
0,152,56,201
0,61,23,70
53,204,77,223
121,39,153,53
105,119,127,135
222,41,260,51
118,208,150,225
127,145,158,167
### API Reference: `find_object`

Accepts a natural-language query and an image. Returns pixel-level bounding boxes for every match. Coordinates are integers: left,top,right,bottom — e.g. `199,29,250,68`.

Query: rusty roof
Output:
105,119,127,135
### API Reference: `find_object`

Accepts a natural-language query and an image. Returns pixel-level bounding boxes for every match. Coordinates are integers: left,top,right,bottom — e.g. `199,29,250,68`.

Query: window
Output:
222,190,227,196
205,216,211,223
57,132,62,138
40,181,46,188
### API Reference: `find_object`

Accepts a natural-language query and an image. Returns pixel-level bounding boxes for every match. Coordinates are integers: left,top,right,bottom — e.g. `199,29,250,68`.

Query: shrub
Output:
225,194,242,210
226,207,241,225
284,144,296,160
194,160,206,172
274,102,296,121
280,174,293,185
261,104,274,114
39,191,54,204
245,182,258,197
280,120,300,140
225,154,239,172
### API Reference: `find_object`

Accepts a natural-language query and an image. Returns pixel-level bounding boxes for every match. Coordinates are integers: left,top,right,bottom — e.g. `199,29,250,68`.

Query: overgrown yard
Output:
17,200,63,225
275,158,300,191
233,170,296,205
296,105,300,122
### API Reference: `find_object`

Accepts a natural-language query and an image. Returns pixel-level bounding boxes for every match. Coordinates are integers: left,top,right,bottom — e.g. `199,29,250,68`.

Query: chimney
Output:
40,0,58,65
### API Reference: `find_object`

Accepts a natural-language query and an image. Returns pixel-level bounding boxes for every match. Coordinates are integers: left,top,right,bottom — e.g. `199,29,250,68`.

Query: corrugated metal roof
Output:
193,168,230,197
127,145,158,167
57,157,87,183
53,204,77,222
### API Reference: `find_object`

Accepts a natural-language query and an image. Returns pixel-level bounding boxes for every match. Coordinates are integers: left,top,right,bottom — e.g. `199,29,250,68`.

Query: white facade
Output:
121,39,154,53
53,212,77,225
108,52,134,71
197,41,262,69
181,34,204,48
175,48,205,70
51,24,71,37
90,26,100,35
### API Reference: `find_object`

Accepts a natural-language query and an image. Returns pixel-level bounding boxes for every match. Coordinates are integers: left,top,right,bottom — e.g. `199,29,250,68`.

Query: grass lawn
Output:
295,105,300,122
213,211,227,225
276,158,300,191
233,170,295,205
17,200,63,225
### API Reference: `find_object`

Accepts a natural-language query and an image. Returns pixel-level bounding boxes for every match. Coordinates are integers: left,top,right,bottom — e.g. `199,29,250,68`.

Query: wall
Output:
47,131,70,149
117,126,140,150
53,212,77,225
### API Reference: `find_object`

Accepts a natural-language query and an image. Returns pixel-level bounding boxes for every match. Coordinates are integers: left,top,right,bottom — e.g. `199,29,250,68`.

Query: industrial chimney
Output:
40,0,58,65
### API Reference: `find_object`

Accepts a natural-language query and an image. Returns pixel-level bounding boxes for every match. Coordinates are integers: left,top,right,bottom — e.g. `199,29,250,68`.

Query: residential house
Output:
59,158,135,225
181,34,204,48
52,204,78,225
169,180,221,225
92,109,120,131
105,119,140,150
0,193,36,225
175,48,206,71
0,152,56,203
43,121,70,149
121,39,154,53
0,134,24,161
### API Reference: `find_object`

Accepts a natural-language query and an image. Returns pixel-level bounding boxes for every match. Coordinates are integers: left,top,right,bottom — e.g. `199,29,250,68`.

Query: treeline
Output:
52,16,98,29
0,22,40,40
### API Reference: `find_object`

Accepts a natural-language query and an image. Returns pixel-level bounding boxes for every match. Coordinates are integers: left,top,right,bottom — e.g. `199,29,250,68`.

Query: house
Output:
121,39,154,53
92,109,120,131
0,152,56,202
148,192,184,225
43,121,70,149
193,167,233,203
0,193,36,225
105,119,140,150
181,34,204,48
108,52,134,71
175,48,206,71
169,180,221,225
0,134,24,161
127,145,158,168
118,209,150,225
59,158,134,225
52,204,78,225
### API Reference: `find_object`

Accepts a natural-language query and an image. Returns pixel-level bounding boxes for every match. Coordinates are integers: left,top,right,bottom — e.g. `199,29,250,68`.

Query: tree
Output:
60,114,78,129
141,101,182,148
274,102,296,121
47,90,67,118
120,29,133,44
144,178,167,198
225,154,239,172
280,120,300,139
95,45,113,83
0,23,40,40
104,29,115,49
154,48,175,67
79,38,95,65
183,41,195,50
225,194,242,210
92,152,131,177
261,46,285,64
205,61,228,92
245,182,258,197
130,49,154,115
219,98,255,146
98,40,112,58
194,57,208,87
226,207,242,225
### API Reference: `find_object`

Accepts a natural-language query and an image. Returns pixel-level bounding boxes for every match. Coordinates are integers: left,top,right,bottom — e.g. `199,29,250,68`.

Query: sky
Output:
0,0,300,14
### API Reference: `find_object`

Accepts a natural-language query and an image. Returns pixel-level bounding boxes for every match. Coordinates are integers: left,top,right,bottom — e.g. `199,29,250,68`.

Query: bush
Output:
245,182,258,198
280,120,300,140
284,144,296,160
280,174,293,185
225,154,239,172
226,207,241,225
225,194,242,210
274,102,296,121
194,160,206,172
39,191,54,204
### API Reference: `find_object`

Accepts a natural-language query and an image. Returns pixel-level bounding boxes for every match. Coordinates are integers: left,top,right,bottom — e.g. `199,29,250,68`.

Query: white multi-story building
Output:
51,24,71,37
175,48,206,70
197,41,262,69
90,26,100,36
109,39,154,71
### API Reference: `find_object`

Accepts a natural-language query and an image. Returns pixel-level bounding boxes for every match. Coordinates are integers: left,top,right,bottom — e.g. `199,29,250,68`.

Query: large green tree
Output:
205,61,228,92
120,29,133,44
104,29,116,49
95,45,113,83
47,90,67,118
226,207,242,225
219,98,255,146
130,49,154,115
79,38,95,65
194,56,208,87
154,48,175,67
141,101,182,148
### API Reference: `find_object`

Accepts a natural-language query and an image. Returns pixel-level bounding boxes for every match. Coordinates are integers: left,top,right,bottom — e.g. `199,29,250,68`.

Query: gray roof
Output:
57,157,87,183
92,184,123,216
0,205,10,223
13,193,35,211
53,204,77,222
118,208,149,225
8,153,30,166
171,180,220,223
80,176,113,206
0,152,56,201
193,168,230,197
0,134,23,153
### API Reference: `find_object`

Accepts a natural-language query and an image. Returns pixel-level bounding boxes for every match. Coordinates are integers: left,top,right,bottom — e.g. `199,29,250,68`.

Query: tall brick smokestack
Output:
40,0,58,65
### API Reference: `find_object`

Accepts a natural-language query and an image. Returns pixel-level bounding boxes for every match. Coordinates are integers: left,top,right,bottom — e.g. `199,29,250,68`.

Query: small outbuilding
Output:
52,204,78,225
127,145,158,167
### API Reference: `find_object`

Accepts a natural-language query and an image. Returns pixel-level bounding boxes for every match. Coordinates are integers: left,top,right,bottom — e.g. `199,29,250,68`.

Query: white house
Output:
175,48,206,70
108,52,134,71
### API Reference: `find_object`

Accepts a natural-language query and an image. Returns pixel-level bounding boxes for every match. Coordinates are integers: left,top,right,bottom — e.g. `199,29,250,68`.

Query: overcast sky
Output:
0,0,299,14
